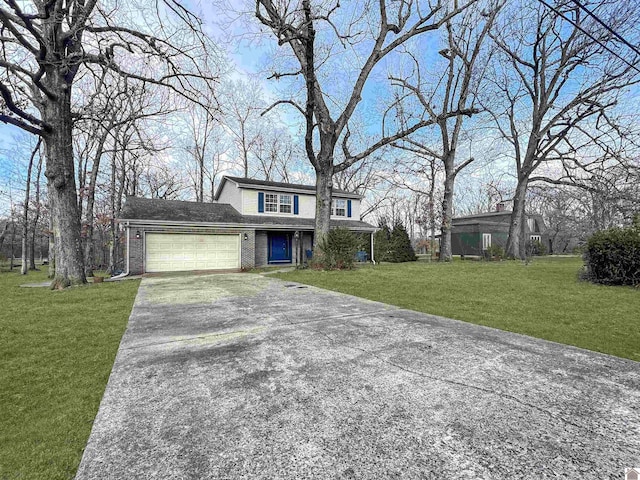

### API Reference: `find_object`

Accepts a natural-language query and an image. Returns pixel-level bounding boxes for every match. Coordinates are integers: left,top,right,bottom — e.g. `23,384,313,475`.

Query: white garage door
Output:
145,233,240,272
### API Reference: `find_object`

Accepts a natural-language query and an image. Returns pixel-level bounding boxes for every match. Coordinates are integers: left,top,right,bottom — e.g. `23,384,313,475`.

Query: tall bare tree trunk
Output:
84,125,113,277
505,177,529,260
0,222,8,253
9,219,16,271
314,164,334,249
109,144,127,274
30,152,44,270
21,140,40,274
428,161,437,261
48,213,55,278
42,79,86,288
198,149,205,202
439,167,456,262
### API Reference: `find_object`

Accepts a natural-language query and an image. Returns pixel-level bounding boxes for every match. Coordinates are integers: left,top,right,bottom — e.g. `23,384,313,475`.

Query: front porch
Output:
255,230,314,267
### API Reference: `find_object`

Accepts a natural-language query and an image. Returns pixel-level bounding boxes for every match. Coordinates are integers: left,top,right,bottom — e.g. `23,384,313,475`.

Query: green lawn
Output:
0,270,139,480
274,257,640,362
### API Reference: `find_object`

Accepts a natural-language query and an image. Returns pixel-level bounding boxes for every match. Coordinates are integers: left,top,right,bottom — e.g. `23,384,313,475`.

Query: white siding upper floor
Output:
216,180,242,210
215,176,363,221
242,189,317,218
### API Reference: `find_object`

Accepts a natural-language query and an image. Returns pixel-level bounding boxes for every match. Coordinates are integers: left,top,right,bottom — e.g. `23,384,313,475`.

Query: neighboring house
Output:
450,204,548,256
118,176,376,274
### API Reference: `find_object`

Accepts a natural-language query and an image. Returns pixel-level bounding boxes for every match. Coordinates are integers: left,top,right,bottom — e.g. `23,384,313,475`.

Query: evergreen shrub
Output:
312,227,360,270
583,221,640,286
374,221,417,263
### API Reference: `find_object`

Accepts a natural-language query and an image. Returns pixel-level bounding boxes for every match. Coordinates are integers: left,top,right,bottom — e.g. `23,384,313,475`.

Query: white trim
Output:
264,192,279,213
117,218,376,232
482,233,492,250
243,183,361,199
332,199,347,217
215,175,363,200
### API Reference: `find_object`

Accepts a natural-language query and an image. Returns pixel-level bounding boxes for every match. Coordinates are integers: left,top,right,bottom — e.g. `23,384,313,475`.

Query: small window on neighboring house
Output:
279,194,292,213
482,233,492,250
530,234,541,243
527,218,535,232
333,199,346,217
265,193,278,213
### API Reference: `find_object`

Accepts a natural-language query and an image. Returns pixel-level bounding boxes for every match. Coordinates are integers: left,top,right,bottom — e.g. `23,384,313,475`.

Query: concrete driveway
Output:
75,273,640,479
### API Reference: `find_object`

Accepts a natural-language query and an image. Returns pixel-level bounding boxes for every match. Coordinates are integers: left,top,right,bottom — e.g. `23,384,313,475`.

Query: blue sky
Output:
2,1,638,217
0,124,27,215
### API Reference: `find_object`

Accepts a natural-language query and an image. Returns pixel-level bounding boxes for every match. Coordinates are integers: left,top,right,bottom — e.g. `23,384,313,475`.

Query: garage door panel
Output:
146,233,240,272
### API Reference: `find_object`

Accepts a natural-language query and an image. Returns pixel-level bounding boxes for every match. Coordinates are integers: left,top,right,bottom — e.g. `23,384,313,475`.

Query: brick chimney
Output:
496,202,505,212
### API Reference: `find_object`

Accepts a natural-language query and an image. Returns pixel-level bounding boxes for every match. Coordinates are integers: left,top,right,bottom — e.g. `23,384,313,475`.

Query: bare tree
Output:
20,138,41,274
0,0,219,287
388,149,444,256
486,0,639,259
0,220,7,254
527,185,589,253
223,79,264,178
252,123,311,183
141,160,188,200
389,0,501,261
76,79,167,276
255,0,477,252
455,169,511,215
29,152,44,269
180,95,229,202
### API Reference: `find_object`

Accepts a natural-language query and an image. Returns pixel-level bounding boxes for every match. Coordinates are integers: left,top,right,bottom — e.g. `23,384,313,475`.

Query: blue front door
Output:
269,233,292,263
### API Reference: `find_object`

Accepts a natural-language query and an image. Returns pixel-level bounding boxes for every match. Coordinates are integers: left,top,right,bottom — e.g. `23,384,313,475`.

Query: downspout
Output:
109,223,130,280
370,231,376,264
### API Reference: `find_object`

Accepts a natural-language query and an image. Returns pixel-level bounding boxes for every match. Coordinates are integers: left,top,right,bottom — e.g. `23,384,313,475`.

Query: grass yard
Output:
0,270,139,480
274,256,640,362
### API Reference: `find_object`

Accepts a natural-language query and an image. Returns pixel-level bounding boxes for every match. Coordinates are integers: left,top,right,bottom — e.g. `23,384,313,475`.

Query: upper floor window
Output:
332,199,347,217
261,192,295,214
279,194,292,213
265,193,279,213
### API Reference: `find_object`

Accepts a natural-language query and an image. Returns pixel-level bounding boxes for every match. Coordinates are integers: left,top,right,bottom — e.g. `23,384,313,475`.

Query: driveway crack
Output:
122,327,264,350
311,327,602,438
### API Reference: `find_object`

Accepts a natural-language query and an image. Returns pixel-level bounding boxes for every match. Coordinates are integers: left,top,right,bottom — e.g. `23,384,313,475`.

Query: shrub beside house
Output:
374,222,417,263
118,176,376,274
583,218,640,286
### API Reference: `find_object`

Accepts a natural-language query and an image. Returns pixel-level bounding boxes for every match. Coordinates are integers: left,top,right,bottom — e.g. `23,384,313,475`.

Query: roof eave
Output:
234,182,361,199
117,218,375,232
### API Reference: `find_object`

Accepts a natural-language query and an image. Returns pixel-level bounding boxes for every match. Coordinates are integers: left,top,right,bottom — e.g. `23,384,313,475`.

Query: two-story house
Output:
118,176,376,274
450,203,548,256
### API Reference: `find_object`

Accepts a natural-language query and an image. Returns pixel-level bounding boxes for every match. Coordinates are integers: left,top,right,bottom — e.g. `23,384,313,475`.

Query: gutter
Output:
370,231,376,264
232,184,362,200
115,218,377,233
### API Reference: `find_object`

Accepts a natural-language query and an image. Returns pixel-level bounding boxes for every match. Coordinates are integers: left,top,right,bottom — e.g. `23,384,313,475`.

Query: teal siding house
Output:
451,206,548,256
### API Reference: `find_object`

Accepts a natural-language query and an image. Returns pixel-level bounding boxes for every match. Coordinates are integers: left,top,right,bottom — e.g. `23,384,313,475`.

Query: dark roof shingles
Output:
120,197,243,223
223,176,358,197
119,197,375,230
